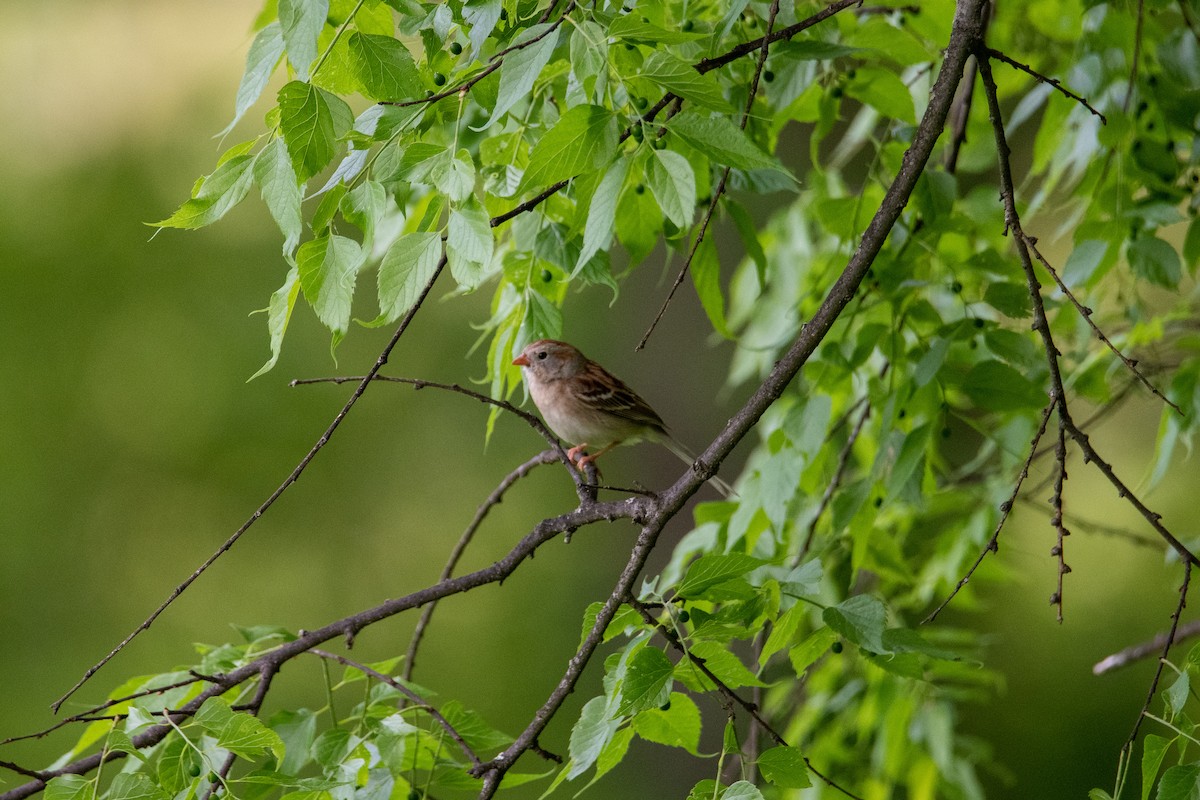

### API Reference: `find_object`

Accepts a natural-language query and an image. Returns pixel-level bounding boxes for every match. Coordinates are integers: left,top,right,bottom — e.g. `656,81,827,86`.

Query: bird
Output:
511,339,734,496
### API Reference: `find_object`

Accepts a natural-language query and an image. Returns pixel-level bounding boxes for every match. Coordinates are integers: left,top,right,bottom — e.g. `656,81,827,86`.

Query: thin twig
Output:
638,0,782,349
1095,618,1200,675
1125,0,1146,113
1123,563,1192,751
1048,418,1071,623
50,260,448,715
925,399,1057,623
986,47,1107,123
1025,238,1182,414
796,400,870,563
628,598,865,800
403,450,559,683
311,649,482,768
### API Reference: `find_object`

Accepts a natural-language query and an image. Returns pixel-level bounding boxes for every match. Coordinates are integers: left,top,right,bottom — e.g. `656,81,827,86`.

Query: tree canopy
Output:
3,0,1200,798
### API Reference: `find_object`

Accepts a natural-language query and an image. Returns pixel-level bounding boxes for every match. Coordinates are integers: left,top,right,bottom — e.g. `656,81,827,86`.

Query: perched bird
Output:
512,339,734,496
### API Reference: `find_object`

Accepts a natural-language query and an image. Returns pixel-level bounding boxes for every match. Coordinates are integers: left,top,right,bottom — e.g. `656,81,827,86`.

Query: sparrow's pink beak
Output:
512,354,529,367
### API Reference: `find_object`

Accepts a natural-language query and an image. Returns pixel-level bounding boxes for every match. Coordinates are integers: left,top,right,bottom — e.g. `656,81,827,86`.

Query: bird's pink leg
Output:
565,444,589,465
576,442,619,470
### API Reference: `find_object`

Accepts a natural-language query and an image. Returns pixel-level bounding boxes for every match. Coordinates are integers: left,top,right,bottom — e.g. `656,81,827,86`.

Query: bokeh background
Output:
0,2,1193,798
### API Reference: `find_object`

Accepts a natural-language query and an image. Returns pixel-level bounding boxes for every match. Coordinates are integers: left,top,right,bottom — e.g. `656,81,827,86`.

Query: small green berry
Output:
678,609,690,623
873,497,883,508
831,87,844,99
763,70,775,82
682,19,695,31
973,318,984,329
433,73,446,86
450,42,463,55
941,427,952,439
635,183,645,195
659,700,672,711
951,280,963,293
499,8,508,20
831,641,844,654
541,269,553,283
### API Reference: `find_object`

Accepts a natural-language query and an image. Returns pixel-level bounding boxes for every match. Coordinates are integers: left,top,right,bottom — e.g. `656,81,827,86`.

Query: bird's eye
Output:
536,351,547,360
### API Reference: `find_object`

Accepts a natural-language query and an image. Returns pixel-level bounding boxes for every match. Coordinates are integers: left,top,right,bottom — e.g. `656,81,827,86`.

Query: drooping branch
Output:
50,259,449,714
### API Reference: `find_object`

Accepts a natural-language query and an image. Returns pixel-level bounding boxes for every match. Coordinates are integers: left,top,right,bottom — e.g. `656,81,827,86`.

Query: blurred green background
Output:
0,2,1193,798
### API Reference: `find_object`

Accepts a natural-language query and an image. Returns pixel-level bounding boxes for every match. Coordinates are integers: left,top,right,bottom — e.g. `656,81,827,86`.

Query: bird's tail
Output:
660,437,736,498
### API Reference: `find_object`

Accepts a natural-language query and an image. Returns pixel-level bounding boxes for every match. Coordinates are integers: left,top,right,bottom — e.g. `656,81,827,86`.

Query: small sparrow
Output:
512,339,734,496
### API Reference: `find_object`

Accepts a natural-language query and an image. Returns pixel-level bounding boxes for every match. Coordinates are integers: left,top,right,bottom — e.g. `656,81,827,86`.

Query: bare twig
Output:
1123,563,1192,750
925,399,1057,623
637,0,782,350
50,260,448,715
1048,419,1071,622
1025,238,1182,415
1125,0,1146,113
311,649,482,768
986,48,1107,123
403,450,559,682
796,400,870,563
1094,618,1200,675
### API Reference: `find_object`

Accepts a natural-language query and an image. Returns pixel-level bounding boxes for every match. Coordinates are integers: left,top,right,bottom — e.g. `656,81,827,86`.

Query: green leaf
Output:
640,51,733,112
1142,734,1170,800
962,360,1048,411
575,157,628,275
1129,236,1182,288
722,781,766,800
220,22,285,137
845,66,916,123
348,33,422,102
153,153,255,229
1185,218,1200,272
253,137,304,255
251,267,301,380
760,604,803,665
1166,670,1190,714
823,595,887,653
669,111,786,173
646,150,696,229
297,234,366,334
757,746,812,789
278,80,354,181
686,641,767,689
1062,239,1109,286
520,104,619,191
677,553,762,599
484,23,560,128
618,646,674,716
631,693,701,754
520,290,562,343
430,150,476,203
439,700,512,752
375,231,442,325
567,696,620,779
983,281,1032,318
1156,763,1200,800
44,776,93,800
691,238,732,338
593,727,635,783
279,0,330,81
463,0,502,59
107,774,169,800
447,197,493,289
270,708,319,777
608,14,706,44
194,697,286,760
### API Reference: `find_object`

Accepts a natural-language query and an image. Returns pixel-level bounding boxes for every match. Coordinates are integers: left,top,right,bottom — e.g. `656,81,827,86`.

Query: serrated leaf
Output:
447,197,493,289
574,157,628,275
1062,239,1109,286
1157,763,1200,800
278,81,354,181
431,151,476,203
1166,670,1190,714
251,267,301,380
760,604,803,665
669,111,785,173
107,774,169,800
823,595,887,653
463,0,502,59
678,553,762,599
1129,236,1182,288
297,234,366,334
348,33,421,102
647,149,696,229
722,781,766,800
567,696,620,779
254,137,303,255
154,154,255,229
1142,734,1169,800
640,51,732,112
220,22,285,137
374,231,442,325
44,776,93,800
279,0,330,81
484,23,559,128
608,14,706,44
194,697,286,761
687,641,767,688
630,693,701,754
757,746,811,788
521,104,618,191
617,646,674,715
846,66,915,123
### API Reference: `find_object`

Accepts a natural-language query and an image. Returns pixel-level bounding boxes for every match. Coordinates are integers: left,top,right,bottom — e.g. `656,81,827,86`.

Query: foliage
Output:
5,0,1200,799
